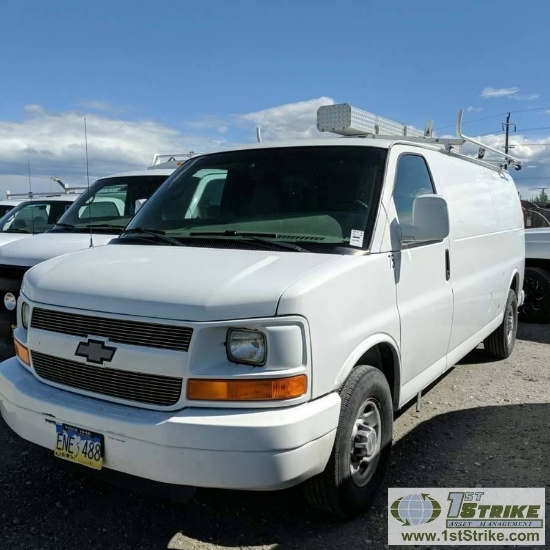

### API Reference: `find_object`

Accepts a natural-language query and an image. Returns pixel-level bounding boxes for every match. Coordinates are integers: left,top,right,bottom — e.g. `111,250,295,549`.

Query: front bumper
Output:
0,358,340,490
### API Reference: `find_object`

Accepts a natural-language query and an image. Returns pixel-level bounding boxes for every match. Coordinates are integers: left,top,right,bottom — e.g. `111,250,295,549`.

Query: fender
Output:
334,332,401,405
508,268,523,306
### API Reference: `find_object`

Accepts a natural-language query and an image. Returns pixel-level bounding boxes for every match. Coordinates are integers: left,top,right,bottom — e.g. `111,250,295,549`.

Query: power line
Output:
515,125,550,132
435,106,550,132
435,112,508,131
479,126,550,137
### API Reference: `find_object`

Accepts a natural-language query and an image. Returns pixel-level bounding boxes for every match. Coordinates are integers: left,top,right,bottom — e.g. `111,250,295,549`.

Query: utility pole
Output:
502,113,516,168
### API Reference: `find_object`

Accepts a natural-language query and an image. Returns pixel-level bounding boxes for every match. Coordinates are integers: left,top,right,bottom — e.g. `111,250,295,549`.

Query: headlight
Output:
3,292,16,311
227,329,266,366
21,302,31,329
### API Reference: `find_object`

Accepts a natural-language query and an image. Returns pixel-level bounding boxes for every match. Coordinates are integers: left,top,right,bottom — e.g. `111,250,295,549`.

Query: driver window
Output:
393,155,435,224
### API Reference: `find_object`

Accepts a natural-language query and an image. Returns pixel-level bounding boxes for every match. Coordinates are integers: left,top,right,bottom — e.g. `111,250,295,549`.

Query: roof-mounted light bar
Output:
317,104,427,137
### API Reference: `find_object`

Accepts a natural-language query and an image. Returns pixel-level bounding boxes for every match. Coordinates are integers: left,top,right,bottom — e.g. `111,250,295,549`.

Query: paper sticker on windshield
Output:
350,229,364,247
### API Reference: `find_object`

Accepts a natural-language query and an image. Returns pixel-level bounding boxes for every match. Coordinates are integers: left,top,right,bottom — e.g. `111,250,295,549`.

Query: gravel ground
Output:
0,323,547,550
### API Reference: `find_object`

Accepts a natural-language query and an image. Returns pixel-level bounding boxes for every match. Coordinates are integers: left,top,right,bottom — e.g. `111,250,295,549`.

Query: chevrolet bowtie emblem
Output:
75,339,117,365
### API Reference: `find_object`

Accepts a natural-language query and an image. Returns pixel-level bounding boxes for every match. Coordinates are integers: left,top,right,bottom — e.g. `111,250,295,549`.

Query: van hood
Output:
0,233,29,247
0,232,115,267
23,244,339,321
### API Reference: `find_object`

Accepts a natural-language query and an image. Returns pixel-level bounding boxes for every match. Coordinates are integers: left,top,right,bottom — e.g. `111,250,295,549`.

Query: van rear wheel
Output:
484,289,518,359
302,365,392,519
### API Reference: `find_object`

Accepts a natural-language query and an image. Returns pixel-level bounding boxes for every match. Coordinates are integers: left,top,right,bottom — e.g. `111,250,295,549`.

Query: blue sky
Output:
1,0,549,198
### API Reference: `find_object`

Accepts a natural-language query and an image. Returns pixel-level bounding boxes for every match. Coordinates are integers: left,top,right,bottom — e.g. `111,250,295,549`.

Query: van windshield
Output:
50,175,170,234
123,146,387,251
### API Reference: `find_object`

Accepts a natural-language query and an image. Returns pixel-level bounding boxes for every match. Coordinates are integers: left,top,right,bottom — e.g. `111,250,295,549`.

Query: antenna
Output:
27,161,36,234
256,126,262,143
27,161,33,199
84,118,93,247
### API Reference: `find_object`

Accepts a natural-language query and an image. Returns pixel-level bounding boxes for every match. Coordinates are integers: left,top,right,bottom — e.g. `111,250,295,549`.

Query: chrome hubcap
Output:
506,301,516,345
350,398,382,487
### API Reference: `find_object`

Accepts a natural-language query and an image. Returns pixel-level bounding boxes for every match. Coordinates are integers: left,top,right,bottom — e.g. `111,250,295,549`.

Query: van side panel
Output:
425,151,524,354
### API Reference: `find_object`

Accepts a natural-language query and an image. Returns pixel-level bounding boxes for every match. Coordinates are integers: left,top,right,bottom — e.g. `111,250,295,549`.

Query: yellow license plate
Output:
54,423,104,470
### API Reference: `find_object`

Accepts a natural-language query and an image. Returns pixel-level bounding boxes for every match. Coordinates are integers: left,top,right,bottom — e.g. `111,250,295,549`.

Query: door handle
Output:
445,249,451,281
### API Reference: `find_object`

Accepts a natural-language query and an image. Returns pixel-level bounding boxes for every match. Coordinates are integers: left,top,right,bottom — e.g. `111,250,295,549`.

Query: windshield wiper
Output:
5,228,31,233
189,230,307,252
120,227,186,246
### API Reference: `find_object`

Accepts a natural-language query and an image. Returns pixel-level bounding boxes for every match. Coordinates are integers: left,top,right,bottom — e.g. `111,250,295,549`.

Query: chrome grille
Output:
32,351,182,406
30,308,193,352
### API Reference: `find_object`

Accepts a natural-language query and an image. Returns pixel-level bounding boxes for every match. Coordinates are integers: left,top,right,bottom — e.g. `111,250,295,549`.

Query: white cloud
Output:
24,104,46,116
480,87,538,101
511,93,539,101
236,97,335,140
185,115,227,130
466,106,483,112
481,87,519,98
0,98,339,197
78,99,117,112
0,105,219,196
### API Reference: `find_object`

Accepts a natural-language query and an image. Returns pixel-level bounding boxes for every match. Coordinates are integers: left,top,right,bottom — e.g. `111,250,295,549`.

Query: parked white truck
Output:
0,154,196,335
0,105,525,518
521,228,550,323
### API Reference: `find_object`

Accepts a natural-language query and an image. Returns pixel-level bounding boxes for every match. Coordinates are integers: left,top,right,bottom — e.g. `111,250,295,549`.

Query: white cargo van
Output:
0,106,524,518
0,154,196,335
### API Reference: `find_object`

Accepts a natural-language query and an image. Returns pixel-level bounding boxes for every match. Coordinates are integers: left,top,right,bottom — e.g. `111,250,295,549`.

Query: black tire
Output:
302,365,393,519
484,289,518,359
519,267,550,324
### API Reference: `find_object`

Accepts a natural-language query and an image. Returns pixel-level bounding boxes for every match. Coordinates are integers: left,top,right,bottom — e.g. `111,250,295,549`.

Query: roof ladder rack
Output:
317,104,463,152
456,110,522,170
317,104,523,171
150,151,203,167
6,178,87,199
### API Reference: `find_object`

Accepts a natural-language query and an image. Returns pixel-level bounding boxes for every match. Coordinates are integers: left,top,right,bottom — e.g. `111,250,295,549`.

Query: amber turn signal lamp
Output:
187,375,307,401
14,338,30,366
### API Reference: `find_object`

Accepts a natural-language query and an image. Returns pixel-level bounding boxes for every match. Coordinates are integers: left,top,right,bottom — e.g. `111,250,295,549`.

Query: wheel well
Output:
510,272,520,296
356,343,400,411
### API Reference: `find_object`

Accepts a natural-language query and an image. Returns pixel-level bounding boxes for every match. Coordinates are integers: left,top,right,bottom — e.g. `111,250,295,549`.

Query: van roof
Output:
197,138,516,176
98,168,176,180
204,138,395,153
16,195,81,203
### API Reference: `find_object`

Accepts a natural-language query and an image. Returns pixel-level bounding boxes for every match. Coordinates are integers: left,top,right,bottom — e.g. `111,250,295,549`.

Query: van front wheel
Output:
484,289,518,359
302,365,393,519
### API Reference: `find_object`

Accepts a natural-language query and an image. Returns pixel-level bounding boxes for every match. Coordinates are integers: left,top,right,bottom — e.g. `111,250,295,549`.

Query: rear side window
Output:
393,155,435,224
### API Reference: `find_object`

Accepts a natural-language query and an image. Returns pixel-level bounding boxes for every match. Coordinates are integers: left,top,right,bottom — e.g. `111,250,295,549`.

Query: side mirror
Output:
134,198,147,214
401,195,450,243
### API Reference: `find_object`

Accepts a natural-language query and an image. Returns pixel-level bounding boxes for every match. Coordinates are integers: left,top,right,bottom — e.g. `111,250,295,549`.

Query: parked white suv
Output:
0,106,525,518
